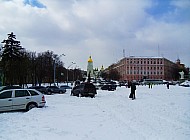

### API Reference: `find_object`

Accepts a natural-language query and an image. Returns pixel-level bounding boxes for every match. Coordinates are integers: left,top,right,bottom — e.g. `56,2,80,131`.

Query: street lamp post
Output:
67,62,76,85
53,54,65,85
73,65,79,84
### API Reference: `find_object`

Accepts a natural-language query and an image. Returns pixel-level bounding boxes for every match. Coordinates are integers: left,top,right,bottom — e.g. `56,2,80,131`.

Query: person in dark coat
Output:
131,83,136,100
167,82,170,89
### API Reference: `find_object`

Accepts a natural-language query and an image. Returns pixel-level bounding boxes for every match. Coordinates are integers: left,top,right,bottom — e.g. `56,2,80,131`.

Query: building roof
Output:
126,56,164,59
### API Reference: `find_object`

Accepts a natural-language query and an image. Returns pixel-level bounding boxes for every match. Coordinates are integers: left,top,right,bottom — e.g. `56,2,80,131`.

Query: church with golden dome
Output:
87,56,104,79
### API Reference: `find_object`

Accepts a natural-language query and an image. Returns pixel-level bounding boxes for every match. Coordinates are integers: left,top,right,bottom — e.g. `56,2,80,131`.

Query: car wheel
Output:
91,95,95,98
27,103,37,111
59,91,63,94
48,91,52,95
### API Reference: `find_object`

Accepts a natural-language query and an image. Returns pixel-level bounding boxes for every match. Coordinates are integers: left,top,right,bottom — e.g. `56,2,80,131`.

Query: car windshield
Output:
84,83,95,89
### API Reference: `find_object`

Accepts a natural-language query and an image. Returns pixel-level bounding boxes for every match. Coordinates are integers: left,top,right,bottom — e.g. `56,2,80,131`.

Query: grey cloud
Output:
0,0,189,69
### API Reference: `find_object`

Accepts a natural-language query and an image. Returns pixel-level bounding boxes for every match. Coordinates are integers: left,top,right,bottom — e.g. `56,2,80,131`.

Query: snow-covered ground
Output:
0,85,190,140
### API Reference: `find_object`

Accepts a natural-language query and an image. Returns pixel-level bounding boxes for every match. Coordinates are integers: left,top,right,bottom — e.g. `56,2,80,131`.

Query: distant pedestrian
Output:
149,83,153,89
130,82,136,100
167,83,170,89
150,83,153,88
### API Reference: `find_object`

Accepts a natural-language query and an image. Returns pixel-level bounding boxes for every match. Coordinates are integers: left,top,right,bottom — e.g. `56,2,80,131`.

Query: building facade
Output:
106,56,178,81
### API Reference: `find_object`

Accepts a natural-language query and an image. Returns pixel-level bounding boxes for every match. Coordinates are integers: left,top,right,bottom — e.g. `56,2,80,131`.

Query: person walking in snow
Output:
167,82,170,89
130,82,136,100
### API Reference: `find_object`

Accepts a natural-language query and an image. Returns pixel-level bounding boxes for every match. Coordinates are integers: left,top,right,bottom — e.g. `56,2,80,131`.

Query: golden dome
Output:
88,56,93,63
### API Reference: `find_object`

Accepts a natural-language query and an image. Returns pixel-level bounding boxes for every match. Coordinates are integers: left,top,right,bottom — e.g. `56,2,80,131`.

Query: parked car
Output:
46,86,66,94
28,86,48,94
180,80,190,87
60,85,72,90
71,82,97,98
0,89,46,112
118,82,127,87
101,84,116,91
0,85,22,92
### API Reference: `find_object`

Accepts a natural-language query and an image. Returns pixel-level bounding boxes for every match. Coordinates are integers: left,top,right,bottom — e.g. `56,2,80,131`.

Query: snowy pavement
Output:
0,85,190,140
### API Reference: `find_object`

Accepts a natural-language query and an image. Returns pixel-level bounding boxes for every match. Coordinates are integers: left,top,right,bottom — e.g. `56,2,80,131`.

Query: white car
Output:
0,89,46,112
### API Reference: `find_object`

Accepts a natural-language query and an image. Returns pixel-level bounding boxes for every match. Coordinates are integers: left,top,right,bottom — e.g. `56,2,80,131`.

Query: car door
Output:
54,86,60,93
12,90,31,110
0,90,13,112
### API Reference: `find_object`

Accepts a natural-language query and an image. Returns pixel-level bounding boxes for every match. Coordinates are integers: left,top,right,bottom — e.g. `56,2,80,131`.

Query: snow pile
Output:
0,85,190,140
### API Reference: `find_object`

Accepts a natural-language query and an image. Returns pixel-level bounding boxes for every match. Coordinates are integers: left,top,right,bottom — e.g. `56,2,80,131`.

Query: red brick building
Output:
106,56,178,81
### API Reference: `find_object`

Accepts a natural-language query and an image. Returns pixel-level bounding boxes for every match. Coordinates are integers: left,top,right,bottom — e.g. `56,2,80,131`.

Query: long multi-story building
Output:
106,56,178,81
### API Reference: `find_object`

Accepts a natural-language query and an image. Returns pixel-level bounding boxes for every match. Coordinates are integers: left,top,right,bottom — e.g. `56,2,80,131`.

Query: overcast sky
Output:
0,0,190,70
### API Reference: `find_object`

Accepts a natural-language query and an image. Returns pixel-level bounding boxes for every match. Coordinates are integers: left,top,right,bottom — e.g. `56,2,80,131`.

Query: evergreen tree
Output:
1,32,24,85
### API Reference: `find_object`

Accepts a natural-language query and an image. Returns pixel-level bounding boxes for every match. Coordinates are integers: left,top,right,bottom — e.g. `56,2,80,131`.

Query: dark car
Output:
28,86,48,94
46,86,66,94
60,85,72,90
101,84,116,91
71,82,97,98
0,85,22,92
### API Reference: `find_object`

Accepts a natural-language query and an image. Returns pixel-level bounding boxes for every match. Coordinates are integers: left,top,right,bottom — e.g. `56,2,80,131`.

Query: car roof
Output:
48,86,58,88
30,86,45,88
0,88,38,93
